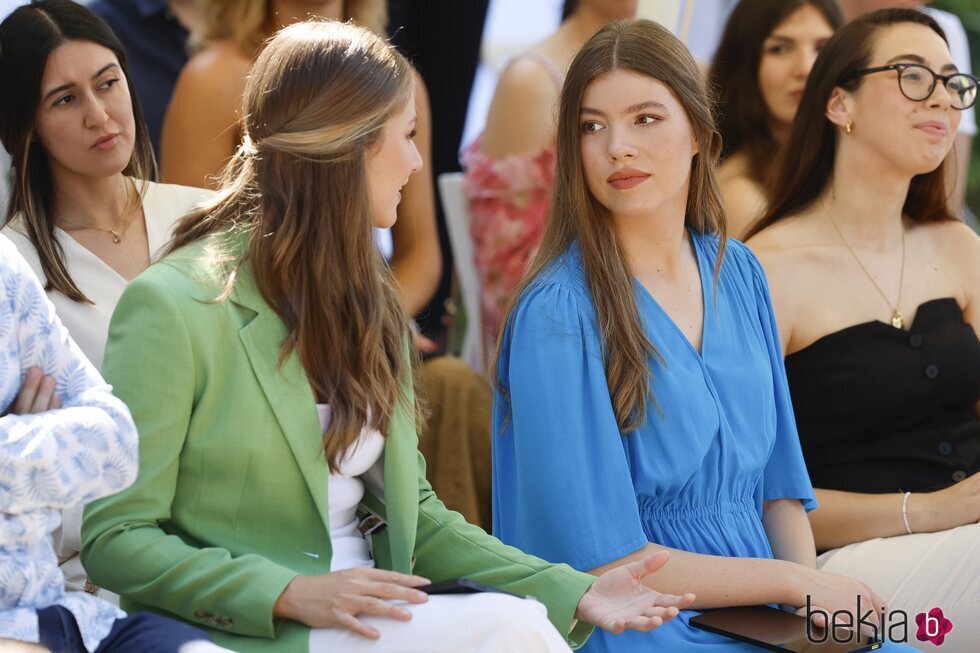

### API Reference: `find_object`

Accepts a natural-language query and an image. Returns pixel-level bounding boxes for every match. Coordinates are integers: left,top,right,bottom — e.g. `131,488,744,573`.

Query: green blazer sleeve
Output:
413,462,596,648
364,359,598,648
81,267,297,639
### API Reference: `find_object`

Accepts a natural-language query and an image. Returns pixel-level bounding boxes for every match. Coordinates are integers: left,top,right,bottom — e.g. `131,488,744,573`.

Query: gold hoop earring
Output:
845,122,853,135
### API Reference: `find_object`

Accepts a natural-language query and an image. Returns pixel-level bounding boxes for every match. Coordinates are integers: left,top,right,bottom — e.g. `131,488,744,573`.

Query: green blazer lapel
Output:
359,344,420,574
380,388,420,572
230,267,331,531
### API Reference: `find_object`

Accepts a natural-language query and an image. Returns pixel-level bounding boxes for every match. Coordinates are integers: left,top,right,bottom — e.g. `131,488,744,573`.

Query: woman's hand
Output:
911,474,980,533
2,367,61,416
792,567,886,637
273,568,431,638
575,551,695,634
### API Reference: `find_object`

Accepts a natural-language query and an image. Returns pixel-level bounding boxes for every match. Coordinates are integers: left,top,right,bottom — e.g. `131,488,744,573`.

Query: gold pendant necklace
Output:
57,178,135,244
57,218,126,243
827,213,906,330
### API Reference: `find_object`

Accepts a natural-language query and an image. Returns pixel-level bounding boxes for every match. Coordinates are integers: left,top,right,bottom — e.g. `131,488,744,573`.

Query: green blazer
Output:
81,238,595,652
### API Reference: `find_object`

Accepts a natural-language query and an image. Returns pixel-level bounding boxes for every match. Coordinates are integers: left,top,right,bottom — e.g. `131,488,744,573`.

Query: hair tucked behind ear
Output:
170,20,415,471
494,19,726,434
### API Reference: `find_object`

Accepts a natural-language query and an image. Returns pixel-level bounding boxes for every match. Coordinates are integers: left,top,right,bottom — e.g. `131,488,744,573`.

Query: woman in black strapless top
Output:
785,297,979,495
746,8,980,648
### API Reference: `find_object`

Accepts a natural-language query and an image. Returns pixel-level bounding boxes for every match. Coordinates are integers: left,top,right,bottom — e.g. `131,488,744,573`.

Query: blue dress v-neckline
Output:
632,227,710,360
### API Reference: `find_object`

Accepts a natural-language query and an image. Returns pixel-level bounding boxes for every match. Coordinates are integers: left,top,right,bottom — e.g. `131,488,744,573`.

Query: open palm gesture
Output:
575,551,695,634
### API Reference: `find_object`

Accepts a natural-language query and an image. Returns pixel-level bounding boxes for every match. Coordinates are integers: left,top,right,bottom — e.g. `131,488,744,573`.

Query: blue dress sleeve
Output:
746,247,818,512
492,279,649,571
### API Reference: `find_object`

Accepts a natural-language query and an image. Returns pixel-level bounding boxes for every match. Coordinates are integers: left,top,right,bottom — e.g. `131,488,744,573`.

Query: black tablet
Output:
420,578,525,598
690,605,883,652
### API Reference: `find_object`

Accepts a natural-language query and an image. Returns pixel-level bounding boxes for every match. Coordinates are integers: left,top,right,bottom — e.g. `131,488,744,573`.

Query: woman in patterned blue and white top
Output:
0,235,228,652
0,0,208,599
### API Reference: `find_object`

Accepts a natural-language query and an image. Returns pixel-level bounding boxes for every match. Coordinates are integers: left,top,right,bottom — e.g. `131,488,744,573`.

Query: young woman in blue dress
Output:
491,18,916,653
747,8,980,647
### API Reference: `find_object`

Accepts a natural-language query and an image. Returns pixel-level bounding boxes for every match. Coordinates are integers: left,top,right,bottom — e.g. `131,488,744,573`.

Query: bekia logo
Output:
915,607,954,646
805,596,955,646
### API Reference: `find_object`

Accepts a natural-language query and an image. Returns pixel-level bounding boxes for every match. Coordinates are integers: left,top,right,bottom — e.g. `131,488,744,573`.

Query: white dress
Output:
0,179,211,600
307,406,571,653
316,404,385,572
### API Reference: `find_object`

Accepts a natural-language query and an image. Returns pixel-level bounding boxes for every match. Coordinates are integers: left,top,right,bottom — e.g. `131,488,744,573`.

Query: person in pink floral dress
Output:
463,0,637,349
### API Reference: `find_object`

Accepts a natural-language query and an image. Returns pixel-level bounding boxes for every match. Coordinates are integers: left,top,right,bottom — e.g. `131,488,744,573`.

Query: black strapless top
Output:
785,298,980,493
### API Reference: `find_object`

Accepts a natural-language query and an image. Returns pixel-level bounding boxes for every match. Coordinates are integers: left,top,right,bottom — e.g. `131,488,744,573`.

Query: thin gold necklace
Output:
57,179,135,244
57,215,128,243
826,213,907,329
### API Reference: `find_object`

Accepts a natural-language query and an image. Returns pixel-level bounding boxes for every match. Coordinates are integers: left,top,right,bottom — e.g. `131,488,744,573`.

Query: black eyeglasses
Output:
848,63,978,110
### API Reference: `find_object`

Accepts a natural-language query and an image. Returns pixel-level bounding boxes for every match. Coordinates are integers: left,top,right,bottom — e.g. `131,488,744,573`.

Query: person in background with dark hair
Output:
0,0,209,598
463,0,636,352
710,0,843,238
492,18,915,653
747,9,980,646
88,0,201,158
0,233,227,651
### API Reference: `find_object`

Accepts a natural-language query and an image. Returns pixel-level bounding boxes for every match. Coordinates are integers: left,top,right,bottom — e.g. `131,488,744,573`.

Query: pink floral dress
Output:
461,142,555,344
461,52,564,349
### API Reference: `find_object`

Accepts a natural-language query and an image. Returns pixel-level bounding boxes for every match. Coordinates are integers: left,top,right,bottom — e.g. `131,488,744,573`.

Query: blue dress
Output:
492,232,908,651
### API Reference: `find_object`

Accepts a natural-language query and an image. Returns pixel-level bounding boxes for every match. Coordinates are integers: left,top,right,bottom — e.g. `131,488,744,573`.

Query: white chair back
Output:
437,172,484,372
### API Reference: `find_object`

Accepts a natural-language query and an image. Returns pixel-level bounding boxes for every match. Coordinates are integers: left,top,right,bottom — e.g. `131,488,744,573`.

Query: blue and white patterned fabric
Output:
0,234,137,650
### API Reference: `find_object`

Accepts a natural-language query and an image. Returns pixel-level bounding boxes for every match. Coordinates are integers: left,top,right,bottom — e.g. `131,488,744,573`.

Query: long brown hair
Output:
169,20,414,470
194,0,387,54
710,0,843,189
748,9,955,238
495,19,726,433
0,0,155,303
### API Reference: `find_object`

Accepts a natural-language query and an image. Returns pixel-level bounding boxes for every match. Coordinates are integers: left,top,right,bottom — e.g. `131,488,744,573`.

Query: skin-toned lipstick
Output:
915,121,948,138
607,168,651,190
92,133,119,150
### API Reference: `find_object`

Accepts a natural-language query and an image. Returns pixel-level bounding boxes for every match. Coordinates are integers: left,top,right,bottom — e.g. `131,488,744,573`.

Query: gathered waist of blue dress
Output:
636,495,757,519
636,495,774,559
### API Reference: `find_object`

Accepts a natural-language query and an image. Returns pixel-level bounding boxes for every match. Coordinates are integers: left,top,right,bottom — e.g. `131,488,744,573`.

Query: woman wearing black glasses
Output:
747,8,979,644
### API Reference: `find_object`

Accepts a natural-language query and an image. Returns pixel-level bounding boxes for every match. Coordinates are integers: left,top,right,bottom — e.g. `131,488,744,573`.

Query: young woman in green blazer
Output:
79,19,694,653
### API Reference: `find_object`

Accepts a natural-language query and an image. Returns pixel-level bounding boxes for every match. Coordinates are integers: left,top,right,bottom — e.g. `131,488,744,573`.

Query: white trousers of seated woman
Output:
817,522,979,653
308,593,573,652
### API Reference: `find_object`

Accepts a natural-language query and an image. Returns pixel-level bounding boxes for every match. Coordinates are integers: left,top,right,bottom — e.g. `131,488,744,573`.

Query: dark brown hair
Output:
169,20,415,471
711,0,843,189
495,19,726,433
0,0,155,303
748,8,955,238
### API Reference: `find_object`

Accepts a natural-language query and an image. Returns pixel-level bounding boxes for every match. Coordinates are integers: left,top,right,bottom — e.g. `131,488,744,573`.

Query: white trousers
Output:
308,593,573,652
817,522,980,653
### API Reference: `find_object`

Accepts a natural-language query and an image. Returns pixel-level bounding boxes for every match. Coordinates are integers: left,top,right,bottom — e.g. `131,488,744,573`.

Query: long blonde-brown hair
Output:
496,19,726,433
194,0,387,54
169,20,414,470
